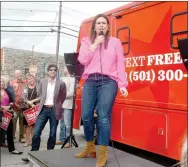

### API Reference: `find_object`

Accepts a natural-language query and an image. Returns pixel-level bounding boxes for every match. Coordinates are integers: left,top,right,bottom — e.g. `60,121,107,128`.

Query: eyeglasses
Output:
49,69,57,72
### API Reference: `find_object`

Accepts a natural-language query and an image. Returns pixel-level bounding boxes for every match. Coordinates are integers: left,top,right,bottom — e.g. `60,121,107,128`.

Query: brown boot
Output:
75,141,96,158
96,145,107,167
56,141,63,145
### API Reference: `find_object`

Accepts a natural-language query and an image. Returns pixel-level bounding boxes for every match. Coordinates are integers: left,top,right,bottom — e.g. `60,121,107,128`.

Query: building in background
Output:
1,47,65,81
0,48,5,71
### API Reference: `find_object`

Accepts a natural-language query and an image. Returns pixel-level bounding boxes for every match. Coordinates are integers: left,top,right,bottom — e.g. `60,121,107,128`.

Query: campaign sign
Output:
23,105,40,125
0,111,12,131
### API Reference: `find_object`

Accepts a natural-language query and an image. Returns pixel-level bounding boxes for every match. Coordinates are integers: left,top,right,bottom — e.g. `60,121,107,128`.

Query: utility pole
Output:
55,1,62,67
32,45,34,61
29,45,37,76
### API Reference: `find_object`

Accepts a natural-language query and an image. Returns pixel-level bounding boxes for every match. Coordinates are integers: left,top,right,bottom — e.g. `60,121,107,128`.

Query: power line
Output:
2,33,57,36
2,7,87,19
1,25,58,27
2,30,52,32
4,2,90,16
63,5,90,16
1,18,80,28
34,12,58,46
29,2,90,16
1,25,79,33
2,7,87,20
1,8,57,13
1,30,78,38
1,33,76,40
52,29,78,38
30,2,59,6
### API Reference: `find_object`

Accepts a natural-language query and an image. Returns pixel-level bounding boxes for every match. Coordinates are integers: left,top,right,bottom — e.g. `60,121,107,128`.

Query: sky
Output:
1,1,131,56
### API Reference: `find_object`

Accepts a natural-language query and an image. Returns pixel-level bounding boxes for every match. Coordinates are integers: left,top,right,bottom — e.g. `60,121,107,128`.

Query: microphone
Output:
99,31,104,49
99,31,104,36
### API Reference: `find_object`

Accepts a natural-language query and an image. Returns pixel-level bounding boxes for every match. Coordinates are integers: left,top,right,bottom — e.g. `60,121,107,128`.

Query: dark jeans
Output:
0,128,6,144
7,119,15,152
0,119,15,152
31,107,58,151
0,112,5,144
82,74,118,146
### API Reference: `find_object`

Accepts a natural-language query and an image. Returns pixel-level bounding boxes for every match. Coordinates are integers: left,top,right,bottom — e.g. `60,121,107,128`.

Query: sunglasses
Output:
49,69,57,72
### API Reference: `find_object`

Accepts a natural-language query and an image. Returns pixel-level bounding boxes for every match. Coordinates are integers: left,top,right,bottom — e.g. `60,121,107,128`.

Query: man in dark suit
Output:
28,64,66,152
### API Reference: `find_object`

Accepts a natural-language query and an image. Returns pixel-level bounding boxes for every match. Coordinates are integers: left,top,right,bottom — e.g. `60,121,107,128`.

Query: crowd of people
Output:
0,64,75,160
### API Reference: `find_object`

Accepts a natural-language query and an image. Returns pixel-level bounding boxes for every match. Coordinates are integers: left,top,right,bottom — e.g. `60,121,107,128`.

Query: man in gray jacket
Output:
22,64,67,162
56,69,75,148
30,64,66,151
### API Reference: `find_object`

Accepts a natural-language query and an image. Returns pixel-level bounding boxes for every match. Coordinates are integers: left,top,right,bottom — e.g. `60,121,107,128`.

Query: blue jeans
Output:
82,74,118,146
59,109,72,142
31,107,58,151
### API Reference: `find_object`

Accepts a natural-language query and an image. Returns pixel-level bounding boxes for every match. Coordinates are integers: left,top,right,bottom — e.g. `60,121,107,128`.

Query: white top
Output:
44,80,56,105
61,76,75,109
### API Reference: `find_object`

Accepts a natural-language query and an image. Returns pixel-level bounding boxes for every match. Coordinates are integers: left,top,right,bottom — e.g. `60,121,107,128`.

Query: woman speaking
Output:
76,13,128,167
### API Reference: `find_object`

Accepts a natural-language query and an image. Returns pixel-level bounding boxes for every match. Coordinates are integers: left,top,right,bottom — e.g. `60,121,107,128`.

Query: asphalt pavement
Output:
1,122,85,167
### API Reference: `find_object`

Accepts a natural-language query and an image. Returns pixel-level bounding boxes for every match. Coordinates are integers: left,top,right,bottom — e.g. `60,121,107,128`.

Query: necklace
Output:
28,84,35,89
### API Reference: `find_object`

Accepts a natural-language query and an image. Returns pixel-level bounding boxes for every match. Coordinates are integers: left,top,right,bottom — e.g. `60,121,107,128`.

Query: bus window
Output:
170,11,188,49
116,26,130,55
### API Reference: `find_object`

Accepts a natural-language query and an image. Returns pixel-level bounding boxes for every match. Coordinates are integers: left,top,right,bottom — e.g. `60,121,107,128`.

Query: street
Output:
1,122,85,167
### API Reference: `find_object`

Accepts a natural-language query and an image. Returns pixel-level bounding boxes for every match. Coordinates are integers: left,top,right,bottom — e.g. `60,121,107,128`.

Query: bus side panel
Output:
111,104,187,160
111,1,187,160
113,1,187,109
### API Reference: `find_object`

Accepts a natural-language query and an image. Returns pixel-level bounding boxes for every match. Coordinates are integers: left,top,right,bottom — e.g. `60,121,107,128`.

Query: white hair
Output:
1,75,9,88
15,70,22,75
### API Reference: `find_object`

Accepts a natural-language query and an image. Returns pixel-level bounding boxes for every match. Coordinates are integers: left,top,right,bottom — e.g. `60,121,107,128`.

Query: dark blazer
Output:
38,78,67,120
5,85,15,103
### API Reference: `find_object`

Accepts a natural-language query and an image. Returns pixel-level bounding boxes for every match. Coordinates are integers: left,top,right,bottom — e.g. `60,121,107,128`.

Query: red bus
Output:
72,1,188,160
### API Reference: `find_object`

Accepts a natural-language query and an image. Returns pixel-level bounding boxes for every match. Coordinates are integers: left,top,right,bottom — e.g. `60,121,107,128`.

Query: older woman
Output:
0,75,22,154
20,73,40,147
0,75,15,147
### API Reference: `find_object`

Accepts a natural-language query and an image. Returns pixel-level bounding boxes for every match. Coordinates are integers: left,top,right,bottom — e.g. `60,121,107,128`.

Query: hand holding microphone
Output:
90,31,105,51
95,31,105,46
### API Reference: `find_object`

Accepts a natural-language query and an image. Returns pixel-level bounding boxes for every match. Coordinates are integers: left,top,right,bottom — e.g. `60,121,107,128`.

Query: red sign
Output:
0,111,12,131
23,105,40,125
